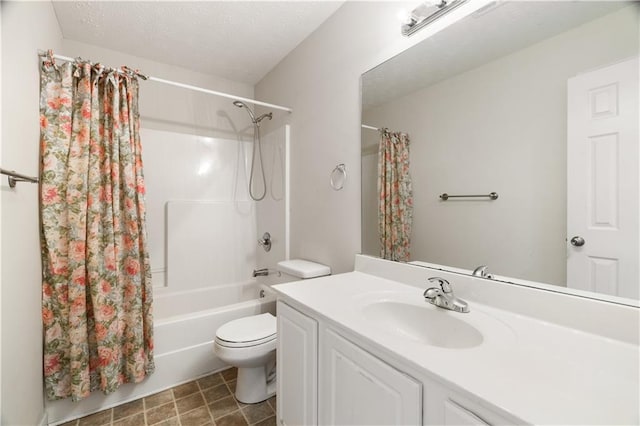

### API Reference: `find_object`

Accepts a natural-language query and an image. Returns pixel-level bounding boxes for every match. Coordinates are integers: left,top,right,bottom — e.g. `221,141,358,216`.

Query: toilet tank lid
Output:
277,259,331,279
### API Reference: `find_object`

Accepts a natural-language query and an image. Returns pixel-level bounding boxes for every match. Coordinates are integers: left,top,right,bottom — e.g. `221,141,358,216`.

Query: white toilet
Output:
214,259,330,404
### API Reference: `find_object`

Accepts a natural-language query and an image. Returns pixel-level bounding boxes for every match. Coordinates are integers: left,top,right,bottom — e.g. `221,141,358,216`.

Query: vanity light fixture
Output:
401,0,469,36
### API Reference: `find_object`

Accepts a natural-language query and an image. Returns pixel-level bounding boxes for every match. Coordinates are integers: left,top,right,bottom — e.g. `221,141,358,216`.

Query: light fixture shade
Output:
401,0,469,36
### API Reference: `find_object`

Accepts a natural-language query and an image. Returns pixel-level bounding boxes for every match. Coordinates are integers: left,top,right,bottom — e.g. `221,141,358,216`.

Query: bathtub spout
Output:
253,268,269,277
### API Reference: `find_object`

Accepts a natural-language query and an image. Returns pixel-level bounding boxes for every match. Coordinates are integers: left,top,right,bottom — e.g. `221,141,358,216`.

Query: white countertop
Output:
274,269,640,425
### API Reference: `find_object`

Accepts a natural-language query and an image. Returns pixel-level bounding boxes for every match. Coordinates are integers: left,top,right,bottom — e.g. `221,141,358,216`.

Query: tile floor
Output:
62,368,277,426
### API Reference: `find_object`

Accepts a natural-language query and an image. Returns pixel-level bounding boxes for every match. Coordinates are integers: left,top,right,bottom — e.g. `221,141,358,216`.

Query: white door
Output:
277,301,318,426
319,328,422,425
567,58,639,299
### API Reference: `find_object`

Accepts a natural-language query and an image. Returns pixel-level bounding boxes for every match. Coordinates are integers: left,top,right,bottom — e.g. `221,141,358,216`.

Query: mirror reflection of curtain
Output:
378,129,413,261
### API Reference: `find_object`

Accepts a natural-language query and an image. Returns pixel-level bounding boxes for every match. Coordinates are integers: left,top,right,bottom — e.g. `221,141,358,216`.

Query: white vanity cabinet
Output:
277,300,513,426
319,327,422,425
276,301,318,426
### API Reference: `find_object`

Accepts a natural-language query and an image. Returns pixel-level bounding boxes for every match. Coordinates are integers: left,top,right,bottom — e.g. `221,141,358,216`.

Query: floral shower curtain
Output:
378,129,413,262
40,56,154,401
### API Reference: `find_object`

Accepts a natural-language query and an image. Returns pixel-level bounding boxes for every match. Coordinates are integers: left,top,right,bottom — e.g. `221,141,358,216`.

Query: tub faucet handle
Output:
258,232,272,252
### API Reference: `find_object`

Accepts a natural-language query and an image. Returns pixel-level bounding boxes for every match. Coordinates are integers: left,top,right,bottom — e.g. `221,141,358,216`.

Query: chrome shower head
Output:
233,100,272,125
233,100,257,123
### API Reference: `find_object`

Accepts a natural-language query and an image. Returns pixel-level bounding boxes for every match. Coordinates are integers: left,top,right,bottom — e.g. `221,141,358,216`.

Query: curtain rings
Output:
122,66,149,80
43,49,58,70
46,49,55,66
330,163,347,191
88,62,105,82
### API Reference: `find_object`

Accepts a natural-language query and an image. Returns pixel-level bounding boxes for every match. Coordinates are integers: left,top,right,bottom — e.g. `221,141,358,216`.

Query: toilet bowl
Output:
214,313,277,404
214,259,331,404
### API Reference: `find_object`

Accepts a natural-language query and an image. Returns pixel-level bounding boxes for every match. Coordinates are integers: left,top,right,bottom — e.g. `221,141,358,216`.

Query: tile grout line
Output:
196,378,216,426
142,395,148,426
223,376,244,423
171,388,183,426
221,372,253,426
225,379,253,426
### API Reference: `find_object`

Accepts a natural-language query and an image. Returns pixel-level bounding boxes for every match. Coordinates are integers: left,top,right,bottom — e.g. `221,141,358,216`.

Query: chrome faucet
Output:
253,268,269,277
472,265,493,279
252,268,281,278
424,277,469,313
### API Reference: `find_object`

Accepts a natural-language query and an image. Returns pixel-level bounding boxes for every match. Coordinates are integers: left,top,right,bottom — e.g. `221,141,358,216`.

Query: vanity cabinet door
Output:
277,301,318,426
319,328,422,425
424,379,515,426
443,400,490,425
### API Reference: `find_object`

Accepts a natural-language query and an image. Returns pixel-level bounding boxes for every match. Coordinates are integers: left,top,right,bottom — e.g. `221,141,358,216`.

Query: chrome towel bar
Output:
439,192,498,201
0,168,39,188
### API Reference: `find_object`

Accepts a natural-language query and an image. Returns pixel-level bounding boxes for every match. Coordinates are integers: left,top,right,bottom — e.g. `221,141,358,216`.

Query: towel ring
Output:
330,163,347,191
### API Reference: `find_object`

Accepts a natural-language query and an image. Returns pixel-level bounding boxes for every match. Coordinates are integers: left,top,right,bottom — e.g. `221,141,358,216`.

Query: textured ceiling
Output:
52,1,344,85
362,1,632,110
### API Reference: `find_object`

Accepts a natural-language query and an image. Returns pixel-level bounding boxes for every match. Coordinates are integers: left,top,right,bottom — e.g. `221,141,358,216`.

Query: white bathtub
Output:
46,280,277,425
153,280,277,374
154,280,264,319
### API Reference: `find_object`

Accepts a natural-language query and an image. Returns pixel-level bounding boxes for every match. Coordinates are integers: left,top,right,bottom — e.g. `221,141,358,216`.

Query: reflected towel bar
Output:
0,168,39,188
439,192,498,201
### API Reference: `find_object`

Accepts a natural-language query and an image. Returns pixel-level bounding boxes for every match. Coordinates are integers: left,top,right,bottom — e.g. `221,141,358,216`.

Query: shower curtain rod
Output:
38,50,293,113
362,124,380,130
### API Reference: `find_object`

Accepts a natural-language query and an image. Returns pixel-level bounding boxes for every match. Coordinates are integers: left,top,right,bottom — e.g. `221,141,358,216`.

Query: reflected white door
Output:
567,58,639,299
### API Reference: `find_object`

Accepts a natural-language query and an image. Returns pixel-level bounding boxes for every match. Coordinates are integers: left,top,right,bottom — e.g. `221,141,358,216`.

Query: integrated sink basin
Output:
362,301,484,349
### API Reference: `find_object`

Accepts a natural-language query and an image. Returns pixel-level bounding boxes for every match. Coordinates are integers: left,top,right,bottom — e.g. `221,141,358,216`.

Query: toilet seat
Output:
215,313,276,348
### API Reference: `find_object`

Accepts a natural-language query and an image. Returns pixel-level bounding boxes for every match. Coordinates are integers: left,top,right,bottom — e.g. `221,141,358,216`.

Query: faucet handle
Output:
472,265,494,279
427,277,451,293
258,232,272,252
423,287,443,300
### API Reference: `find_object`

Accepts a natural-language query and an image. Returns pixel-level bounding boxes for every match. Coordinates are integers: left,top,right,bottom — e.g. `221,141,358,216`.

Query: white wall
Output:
255,1,487,274
362,7,639,286
1,2,63,425
0,2,4,418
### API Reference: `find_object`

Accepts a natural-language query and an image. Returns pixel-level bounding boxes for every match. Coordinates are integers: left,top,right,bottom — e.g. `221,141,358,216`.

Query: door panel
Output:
567,58,639,299
277,301,318,426
320,328,421,425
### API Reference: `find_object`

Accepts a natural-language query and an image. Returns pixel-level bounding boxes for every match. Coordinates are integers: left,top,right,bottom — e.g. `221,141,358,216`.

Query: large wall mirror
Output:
361,1,639,304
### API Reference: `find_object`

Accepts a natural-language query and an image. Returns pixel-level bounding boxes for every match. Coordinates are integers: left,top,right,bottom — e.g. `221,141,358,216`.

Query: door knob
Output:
570,236,585,247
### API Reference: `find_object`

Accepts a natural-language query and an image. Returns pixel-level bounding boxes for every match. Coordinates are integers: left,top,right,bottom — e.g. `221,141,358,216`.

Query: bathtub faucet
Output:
253,268,269,277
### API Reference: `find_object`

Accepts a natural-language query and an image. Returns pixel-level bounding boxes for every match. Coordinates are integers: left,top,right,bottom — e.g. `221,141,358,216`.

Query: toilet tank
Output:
277,259,331,279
